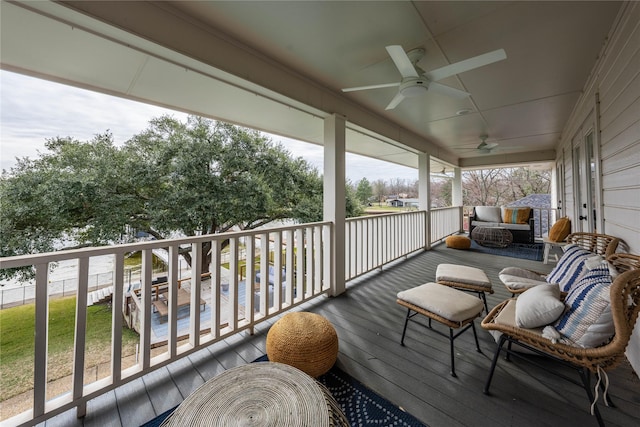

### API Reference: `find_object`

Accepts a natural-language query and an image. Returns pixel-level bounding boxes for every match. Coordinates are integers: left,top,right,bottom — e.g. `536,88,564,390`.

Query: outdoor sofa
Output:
469,206,534,244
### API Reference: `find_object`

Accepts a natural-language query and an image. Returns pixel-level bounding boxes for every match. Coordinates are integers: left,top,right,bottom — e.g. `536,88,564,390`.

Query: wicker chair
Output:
565,232,621,258
482,253,640,427
500,232,621,295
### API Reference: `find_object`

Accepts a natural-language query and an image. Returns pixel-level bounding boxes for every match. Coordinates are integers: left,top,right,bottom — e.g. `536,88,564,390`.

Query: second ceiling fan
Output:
342,45,506,110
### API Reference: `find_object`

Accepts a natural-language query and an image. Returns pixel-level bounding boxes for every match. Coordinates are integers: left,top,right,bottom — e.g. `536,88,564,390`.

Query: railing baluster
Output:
285,230,294,305
273,231,282,312
112,254,124,385
258,234,268,315
168,246,179,357
314,225,322,294
189,242,201,348
306,227,314,298
245,236,255,323
210,239,221,339
229,238,239,330
296,229,304,303
73,257,89,416
33,263,48,419
140,249,152,370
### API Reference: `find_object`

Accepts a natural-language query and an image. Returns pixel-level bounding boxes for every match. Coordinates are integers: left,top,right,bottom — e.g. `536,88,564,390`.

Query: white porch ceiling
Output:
0,1,623,173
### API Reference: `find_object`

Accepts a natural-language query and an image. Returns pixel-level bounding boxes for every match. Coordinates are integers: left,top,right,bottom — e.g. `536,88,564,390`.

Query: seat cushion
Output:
397,283,483,322
499,267,548,291
552,263,614,348
497,222,531,231
548,217,571,242
515,284,565,328
445,235,471,249
436,264,492,290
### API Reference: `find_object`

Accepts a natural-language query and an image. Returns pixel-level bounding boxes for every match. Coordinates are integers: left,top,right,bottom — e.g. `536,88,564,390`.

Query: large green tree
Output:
1,115,358,278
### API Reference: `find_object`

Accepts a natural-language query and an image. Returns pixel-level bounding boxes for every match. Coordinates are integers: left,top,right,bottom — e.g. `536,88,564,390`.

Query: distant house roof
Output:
506,194,551,208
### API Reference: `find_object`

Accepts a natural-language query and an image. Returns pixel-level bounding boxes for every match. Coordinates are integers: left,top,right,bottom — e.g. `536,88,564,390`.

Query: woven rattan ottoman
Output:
397,283,483,377
267,312,339,377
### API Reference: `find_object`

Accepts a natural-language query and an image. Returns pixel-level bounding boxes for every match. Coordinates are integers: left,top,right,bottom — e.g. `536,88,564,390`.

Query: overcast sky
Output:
0,70,417,183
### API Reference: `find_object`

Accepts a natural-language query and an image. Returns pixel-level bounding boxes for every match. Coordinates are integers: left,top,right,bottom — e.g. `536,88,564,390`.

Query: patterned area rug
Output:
142,356,426,427
317,365,426,426
469,240,544,261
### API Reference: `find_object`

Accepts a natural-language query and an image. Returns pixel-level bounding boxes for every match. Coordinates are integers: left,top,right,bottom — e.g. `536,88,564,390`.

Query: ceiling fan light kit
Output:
399,79,428,97
342,45,506,110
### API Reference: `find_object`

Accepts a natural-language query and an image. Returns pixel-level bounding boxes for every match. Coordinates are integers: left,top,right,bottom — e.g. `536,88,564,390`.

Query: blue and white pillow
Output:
546,244,601,292
553,263,614,348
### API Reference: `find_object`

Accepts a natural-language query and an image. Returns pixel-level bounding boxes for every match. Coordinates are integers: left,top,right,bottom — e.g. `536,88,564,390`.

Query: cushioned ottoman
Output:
266,312,338,377
397,283,483,377
446,235,471,249
436,264,493,313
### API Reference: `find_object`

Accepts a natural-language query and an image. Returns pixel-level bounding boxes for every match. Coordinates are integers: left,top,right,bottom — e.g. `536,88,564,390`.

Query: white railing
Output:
532,207,558,238
0,221,332,426
344,211,427,280
430,206,463,243
0,207,467,426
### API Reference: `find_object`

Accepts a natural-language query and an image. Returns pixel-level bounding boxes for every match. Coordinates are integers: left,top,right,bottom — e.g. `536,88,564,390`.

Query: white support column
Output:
453,167,463,232
418,153,431,249
452,167,462,207
324,114,346,296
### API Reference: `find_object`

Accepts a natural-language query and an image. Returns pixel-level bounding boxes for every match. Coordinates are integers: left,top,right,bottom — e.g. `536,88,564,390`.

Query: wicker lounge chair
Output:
499,232,621,295
482,253,640,427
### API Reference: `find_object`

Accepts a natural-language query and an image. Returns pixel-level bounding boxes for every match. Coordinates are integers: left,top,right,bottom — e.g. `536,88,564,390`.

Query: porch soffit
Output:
2,1,620,170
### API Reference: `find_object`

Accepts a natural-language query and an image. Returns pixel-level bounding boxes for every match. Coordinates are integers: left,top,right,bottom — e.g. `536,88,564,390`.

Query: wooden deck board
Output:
44,243,640,427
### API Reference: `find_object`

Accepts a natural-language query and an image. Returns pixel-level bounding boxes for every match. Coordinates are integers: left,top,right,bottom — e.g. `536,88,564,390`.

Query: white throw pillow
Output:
515,284,565,328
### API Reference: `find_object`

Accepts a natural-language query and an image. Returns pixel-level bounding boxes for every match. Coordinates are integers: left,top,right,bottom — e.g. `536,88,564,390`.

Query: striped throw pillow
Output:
546,245,600,292
501,207,531,224
553,263,613,348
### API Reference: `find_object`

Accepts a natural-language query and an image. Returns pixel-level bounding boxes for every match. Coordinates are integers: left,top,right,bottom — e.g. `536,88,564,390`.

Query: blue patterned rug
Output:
469,240,544,261
141,356,426,426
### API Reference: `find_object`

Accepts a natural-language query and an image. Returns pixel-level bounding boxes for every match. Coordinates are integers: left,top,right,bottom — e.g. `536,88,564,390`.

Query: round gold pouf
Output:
266,312,338,377
445,235,471,249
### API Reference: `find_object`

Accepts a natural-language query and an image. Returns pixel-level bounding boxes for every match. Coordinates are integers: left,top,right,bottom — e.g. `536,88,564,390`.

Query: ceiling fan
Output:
476,135,499,153
454,135,499,154
342,45,506,110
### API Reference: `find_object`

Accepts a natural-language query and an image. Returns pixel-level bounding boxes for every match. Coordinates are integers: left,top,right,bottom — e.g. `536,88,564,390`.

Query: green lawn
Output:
0,296,139,399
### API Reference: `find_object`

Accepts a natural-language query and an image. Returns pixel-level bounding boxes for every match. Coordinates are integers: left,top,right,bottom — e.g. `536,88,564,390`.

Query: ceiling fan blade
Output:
428,82,470,99
385,92,406,110
425,49,507,81
386,45,419,78
477,141,499,151
341,82,400,92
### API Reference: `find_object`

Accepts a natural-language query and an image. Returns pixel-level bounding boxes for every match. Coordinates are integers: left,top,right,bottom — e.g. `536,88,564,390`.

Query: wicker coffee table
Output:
471,226,513,248
161,362,348,426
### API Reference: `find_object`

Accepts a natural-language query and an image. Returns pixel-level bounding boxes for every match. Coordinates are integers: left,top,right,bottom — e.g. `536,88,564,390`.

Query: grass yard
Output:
0,296,139,400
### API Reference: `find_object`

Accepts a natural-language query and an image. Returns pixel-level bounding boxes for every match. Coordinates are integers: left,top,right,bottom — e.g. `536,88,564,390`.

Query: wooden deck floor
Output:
41,243,640,427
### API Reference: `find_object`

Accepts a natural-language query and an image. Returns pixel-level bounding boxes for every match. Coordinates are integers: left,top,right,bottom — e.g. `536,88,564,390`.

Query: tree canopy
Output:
1,115,361,278
355,178,373,205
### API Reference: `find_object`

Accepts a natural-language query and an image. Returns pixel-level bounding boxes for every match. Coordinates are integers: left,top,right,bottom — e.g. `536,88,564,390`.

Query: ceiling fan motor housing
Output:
400,78,429,97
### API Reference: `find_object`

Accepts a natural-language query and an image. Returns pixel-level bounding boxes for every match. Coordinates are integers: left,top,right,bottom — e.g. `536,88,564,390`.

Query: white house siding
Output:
558,2,640,373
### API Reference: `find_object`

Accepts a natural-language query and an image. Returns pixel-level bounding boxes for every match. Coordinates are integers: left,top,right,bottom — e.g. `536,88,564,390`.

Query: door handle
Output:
579,215,587,220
